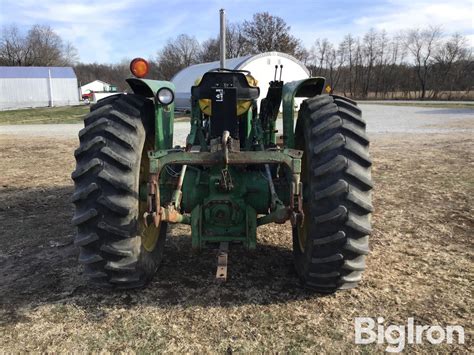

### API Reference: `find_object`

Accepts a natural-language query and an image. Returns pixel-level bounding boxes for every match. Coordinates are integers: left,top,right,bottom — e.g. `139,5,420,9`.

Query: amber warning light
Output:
130,58,149,78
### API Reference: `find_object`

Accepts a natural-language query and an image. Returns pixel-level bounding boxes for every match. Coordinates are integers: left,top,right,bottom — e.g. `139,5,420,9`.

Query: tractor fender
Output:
126,78,175,98
282,77,325,148
126,78,176,150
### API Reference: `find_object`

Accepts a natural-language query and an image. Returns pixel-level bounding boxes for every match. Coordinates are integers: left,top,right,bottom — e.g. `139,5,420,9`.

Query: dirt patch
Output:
0,133,472,352
423,117,474,130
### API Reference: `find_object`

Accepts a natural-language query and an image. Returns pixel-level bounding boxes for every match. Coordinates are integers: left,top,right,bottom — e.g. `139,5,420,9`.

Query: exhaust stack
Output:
219,9,226,69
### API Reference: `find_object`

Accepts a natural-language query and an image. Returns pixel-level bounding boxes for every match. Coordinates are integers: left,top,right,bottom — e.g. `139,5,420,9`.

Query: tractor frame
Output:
127,75,325,251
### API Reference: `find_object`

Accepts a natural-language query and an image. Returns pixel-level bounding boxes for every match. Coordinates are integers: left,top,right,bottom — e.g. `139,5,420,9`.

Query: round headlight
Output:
157,88,174,105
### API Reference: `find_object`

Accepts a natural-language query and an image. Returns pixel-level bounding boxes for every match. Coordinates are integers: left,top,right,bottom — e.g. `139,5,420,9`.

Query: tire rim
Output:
138,137,161,252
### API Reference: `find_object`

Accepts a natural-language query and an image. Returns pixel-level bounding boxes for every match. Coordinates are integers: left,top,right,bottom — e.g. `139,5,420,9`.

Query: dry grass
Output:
0,106,89,125
0,133,472,353
0,105,190,125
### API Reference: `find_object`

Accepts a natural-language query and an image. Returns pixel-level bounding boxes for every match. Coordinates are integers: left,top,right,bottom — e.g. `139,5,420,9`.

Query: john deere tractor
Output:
72,10,373,293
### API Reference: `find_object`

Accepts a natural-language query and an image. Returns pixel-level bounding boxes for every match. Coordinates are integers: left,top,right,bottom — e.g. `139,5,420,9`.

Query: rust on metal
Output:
159,206,190,224
143,173,161,227
289,179,304,227
151,149,302,171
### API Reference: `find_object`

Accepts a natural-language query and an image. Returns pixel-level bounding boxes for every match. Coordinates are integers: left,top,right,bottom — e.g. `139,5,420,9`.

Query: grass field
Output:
0,132,472,352
0,105,191,125
0,105,89,125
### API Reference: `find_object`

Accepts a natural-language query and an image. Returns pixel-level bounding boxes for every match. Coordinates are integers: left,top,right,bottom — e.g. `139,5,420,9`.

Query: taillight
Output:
130,58,149,78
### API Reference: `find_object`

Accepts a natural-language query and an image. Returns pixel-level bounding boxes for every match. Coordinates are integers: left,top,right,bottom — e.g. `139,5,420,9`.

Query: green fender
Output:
126,78,176,150
282,77,325,148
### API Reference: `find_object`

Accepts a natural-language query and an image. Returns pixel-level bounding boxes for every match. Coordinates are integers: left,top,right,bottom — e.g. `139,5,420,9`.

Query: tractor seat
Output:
192,70,260,117
191,70,260,101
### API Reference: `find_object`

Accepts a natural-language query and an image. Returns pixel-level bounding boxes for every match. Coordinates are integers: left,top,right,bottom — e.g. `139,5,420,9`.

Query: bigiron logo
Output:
354,317,465,353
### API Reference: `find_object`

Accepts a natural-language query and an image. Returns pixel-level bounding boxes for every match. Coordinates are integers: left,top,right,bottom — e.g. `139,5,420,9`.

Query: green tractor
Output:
72,10,373,293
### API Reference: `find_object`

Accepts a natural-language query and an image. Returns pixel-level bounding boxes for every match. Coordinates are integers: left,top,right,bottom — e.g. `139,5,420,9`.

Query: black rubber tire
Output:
72,94,167,289
293,94,373,293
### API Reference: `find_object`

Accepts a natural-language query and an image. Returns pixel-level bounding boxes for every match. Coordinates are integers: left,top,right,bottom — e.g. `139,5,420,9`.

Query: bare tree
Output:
361,29,378,98
226,22,251,58
387,33,407,98
404,26,442,98
0,24,79,66
26,25,63,65
304,27,469,100
334,42,348,94
68,14,474,101
61,42,80,66
353,38,364,97
332,42,348,92
340,34,356,96
451,50,473,99
199,22,251,62
324,45,342,92
294,44,310,65
372,30,386,98
200,38,220,62
432,33,469,98
0,25,31,65
310,38,331,74
242,12,301,56
156,34,200,79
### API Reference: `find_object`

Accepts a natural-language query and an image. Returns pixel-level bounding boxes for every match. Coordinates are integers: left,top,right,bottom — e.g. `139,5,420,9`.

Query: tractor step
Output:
216,242,229,282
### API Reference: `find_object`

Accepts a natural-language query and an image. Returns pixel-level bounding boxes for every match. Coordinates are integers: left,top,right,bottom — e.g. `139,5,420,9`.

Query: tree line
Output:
150,12,307,80
308,28,472,99
1,13,472,99
0,24,78,67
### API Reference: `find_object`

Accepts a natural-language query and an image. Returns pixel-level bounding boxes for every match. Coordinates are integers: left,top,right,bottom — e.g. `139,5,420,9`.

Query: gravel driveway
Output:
1,104,473,145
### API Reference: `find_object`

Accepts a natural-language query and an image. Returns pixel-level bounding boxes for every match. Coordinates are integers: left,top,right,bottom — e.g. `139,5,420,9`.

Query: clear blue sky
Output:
0,0,472,63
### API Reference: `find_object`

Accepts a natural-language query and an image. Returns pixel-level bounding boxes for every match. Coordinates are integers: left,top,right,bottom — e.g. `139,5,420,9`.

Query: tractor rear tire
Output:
293,94,373,293
72,94,167,289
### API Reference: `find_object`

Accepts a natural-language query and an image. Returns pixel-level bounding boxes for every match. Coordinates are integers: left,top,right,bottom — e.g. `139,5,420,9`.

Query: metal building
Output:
0,66,79,110
80,80,114,95
172,51,310,110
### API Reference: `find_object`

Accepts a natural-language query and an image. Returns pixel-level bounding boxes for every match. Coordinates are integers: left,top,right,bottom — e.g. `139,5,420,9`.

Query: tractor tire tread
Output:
72,94,167,289
293,94,373,293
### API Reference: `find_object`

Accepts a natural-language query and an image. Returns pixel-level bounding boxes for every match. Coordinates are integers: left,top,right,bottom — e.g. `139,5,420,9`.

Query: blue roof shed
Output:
0,66,77,79
0,66,79,110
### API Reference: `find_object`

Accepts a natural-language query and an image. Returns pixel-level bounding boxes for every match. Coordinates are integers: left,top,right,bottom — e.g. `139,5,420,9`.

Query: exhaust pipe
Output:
219,9,226,69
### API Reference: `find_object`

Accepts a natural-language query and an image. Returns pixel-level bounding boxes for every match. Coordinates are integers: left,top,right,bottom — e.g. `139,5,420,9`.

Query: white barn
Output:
80,80,115,95
172,51,310,110
0,66,79,110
